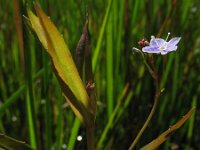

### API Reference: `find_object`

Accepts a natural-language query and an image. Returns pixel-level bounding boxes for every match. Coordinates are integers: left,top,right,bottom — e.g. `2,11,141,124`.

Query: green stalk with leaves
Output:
27,3,96,150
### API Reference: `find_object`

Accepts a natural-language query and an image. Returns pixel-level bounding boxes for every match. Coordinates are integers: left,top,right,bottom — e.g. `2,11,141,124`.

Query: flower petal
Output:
150,38,158,47
142,36,181,55
160,50,169,55
154,38,166,47
142,46,160,53
166,45,178,51
168,37,181,46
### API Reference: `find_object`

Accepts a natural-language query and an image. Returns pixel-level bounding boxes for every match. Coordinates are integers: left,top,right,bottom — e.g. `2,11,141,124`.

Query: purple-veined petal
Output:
141,35,181,55
166,45,178,51
150,38,166,47
167,37,181,46
150,38,158,47
142,46,160,53
154,38,166,47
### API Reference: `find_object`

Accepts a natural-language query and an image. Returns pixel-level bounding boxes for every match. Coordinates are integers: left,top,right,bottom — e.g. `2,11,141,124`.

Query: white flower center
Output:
159,45,166,50
159,32,170,51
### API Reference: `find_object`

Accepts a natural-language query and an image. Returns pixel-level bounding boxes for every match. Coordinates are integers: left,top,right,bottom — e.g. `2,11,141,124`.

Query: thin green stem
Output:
129,55,160,150
128,91,159,150
133,48,154,76
139,51,154,76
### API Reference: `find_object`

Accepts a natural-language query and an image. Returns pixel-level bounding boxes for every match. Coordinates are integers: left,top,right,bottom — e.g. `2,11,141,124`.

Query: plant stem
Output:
86,124,95,150
129,59,160,150
129,91,159,150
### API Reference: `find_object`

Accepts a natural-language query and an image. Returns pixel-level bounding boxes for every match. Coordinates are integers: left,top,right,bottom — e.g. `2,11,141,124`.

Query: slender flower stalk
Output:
130,33,181,149
132,47,154,76
129,56,160,150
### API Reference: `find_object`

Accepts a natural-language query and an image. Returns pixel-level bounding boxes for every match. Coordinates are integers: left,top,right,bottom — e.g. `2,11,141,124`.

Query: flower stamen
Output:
165,32,171,41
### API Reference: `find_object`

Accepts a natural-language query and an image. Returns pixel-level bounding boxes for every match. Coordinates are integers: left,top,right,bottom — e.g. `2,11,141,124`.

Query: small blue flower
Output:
142,33,181,55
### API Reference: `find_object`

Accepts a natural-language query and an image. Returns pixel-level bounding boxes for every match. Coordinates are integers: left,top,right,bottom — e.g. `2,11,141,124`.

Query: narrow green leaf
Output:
106,10,114,117
13,0,24,69
0,85,25,114
0,68,44,115
92,0,113,71
97,84,130,149
67,118,81,150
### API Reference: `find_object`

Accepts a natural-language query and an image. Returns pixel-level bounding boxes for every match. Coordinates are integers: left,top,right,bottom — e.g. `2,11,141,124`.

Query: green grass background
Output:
0,0,200,149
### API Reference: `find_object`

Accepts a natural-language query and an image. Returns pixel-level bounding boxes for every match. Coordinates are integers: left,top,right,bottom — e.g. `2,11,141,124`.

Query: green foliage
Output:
0,0,199,149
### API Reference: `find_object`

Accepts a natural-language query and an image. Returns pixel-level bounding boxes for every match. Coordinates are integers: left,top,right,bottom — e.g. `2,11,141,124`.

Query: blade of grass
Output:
0,85,25,114
54,75,63,150
114,91,133,124
13,0,24,70
186,96,196,150
24,33,38,148
114,0,125,98
106,9,114,117
97,84,129,149
42,51,52,150
130,0,140,27
20,3,38,149
181,0,191,28
160,54,174,88
39,1,53,144
170,53,179,112
92,0,113,71
25,89,37,149
0,68,44,114
67,117,81,150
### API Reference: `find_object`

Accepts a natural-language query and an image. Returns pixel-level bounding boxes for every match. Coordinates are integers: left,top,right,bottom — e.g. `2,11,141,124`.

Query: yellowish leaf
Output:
34,3,89,108
27,10,47,49
27,3,94,125
63,95,84,122
140,108,195,150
